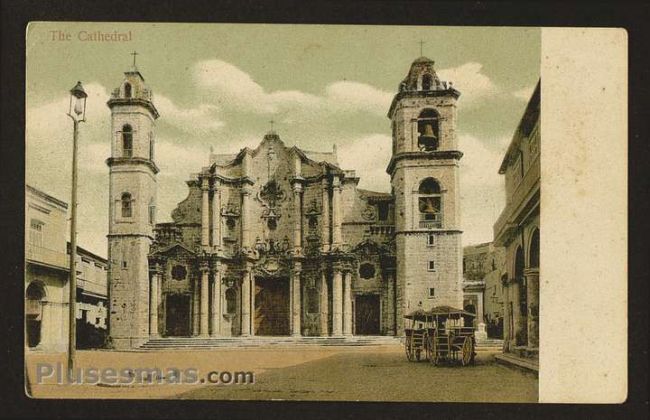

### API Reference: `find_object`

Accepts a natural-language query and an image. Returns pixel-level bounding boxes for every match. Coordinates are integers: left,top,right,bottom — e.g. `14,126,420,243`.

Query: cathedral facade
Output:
107,57,464,349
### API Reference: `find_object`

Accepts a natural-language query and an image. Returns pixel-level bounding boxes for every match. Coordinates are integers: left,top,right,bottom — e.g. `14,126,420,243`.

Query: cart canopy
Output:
429,305,476,319
404,306,476,321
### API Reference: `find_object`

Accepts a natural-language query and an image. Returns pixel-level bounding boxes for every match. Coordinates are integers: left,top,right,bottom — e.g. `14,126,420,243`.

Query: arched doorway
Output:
514,246,527,346
26,282,46,348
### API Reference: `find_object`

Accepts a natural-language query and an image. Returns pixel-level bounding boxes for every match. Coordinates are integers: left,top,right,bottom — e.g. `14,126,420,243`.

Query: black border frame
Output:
1,1,648,418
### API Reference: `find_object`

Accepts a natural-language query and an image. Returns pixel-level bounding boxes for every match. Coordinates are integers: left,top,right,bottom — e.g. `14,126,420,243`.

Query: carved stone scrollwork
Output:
257,179,286,230
361,205,376,221
221,203,240,217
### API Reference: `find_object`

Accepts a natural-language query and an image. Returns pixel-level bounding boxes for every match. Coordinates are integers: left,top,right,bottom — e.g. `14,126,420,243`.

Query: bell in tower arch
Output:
418,121,439,151
417,108,440,151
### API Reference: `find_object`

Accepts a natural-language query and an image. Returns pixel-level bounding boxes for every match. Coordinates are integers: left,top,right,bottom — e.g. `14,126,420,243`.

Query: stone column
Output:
332,269,343,336
319,270,329,336
343,271,352,336
241,187,251,251
476,292,488,341
211,180,221,250
251,275,256,336
411,119,418,150
292,183,303,254
321,178,330,251
502,279,512,352
201,178,210,249
331,176,342,247
192,279,200,336
211,265,221,337
525,268,540,349
386,270,396,336
149,263,160,337
291,266,302,336
200,262,210,337
240,268,251,336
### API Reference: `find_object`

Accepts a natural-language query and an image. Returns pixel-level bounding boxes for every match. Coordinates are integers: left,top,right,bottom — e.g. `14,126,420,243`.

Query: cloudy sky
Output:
26,23,540,257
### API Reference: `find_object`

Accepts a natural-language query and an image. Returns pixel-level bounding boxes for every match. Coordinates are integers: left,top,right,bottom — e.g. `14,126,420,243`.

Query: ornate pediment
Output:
253,255,290,278
149,241,196,258
351,238,391,256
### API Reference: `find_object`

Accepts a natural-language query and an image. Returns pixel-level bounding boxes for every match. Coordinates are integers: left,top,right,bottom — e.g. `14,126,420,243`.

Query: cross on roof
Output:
419,40,425,56
130,51,139,68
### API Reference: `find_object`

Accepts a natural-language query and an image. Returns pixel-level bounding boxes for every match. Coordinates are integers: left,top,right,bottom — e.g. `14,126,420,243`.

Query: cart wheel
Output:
415,349,422,361
461,337,474,366
405,336,414,362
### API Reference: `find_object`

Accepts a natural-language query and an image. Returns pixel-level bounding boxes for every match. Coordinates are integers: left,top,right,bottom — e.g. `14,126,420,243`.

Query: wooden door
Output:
254,277,290,336
355,294,380,335
165,294,191,336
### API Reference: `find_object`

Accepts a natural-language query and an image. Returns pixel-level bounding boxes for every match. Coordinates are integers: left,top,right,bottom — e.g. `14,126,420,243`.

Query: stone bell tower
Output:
387,56,464,334
106,59,160,349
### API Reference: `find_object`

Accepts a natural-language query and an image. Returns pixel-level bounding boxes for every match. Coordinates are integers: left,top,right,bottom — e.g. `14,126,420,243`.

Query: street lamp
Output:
67,81,87,378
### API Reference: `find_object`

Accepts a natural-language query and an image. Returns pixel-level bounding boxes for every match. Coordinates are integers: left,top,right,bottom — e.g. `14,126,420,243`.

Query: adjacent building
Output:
462,242,506,339
73,244,109,330
493,81,540,357
25,185,70,352
25,185,109,352
107,56,466,349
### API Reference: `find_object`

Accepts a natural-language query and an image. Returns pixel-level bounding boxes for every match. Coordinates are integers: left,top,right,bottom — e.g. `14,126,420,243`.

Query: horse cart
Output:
404,306,476,366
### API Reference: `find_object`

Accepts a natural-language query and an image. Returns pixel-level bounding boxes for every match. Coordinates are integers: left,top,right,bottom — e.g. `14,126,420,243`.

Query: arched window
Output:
529,229,540,268
121,193,132,218
418,178,442,228
421,73,432,91
122,125,133,158
417,109,440,151
225,288,237,314
124,82,132,98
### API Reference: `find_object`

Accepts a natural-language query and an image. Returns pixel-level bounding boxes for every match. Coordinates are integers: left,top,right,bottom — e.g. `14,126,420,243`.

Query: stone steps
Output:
475,338,504,348
140,336,402,350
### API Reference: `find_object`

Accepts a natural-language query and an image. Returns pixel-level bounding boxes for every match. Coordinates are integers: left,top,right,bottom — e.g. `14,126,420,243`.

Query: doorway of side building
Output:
254,277,290,336
355,294,380,335
26,281,46,348
165,293,191,336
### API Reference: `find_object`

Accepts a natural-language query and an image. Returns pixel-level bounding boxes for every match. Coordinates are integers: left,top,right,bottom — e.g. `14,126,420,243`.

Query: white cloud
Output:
155,94,224,133
512,84,536,101
193,59,392,117
438,62,498,108
324,81,392,115
337,134,392,193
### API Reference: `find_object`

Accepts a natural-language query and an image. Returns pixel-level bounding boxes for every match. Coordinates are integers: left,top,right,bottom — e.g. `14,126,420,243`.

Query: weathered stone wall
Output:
108,236,152,348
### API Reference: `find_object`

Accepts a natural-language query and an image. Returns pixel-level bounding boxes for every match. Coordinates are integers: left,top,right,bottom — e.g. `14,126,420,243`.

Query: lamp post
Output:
67,81,87,377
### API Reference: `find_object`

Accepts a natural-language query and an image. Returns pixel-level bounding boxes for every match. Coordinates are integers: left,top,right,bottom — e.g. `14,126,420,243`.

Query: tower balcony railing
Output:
419,220,442,229
419,213,442,229
369,224,395,236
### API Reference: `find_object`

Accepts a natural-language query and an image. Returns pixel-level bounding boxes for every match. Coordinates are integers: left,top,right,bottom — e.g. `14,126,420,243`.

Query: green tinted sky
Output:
26,22,540,256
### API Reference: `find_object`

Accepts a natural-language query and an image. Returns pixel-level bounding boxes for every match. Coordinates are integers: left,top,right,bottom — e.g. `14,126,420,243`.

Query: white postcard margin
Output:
539,27,628,403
